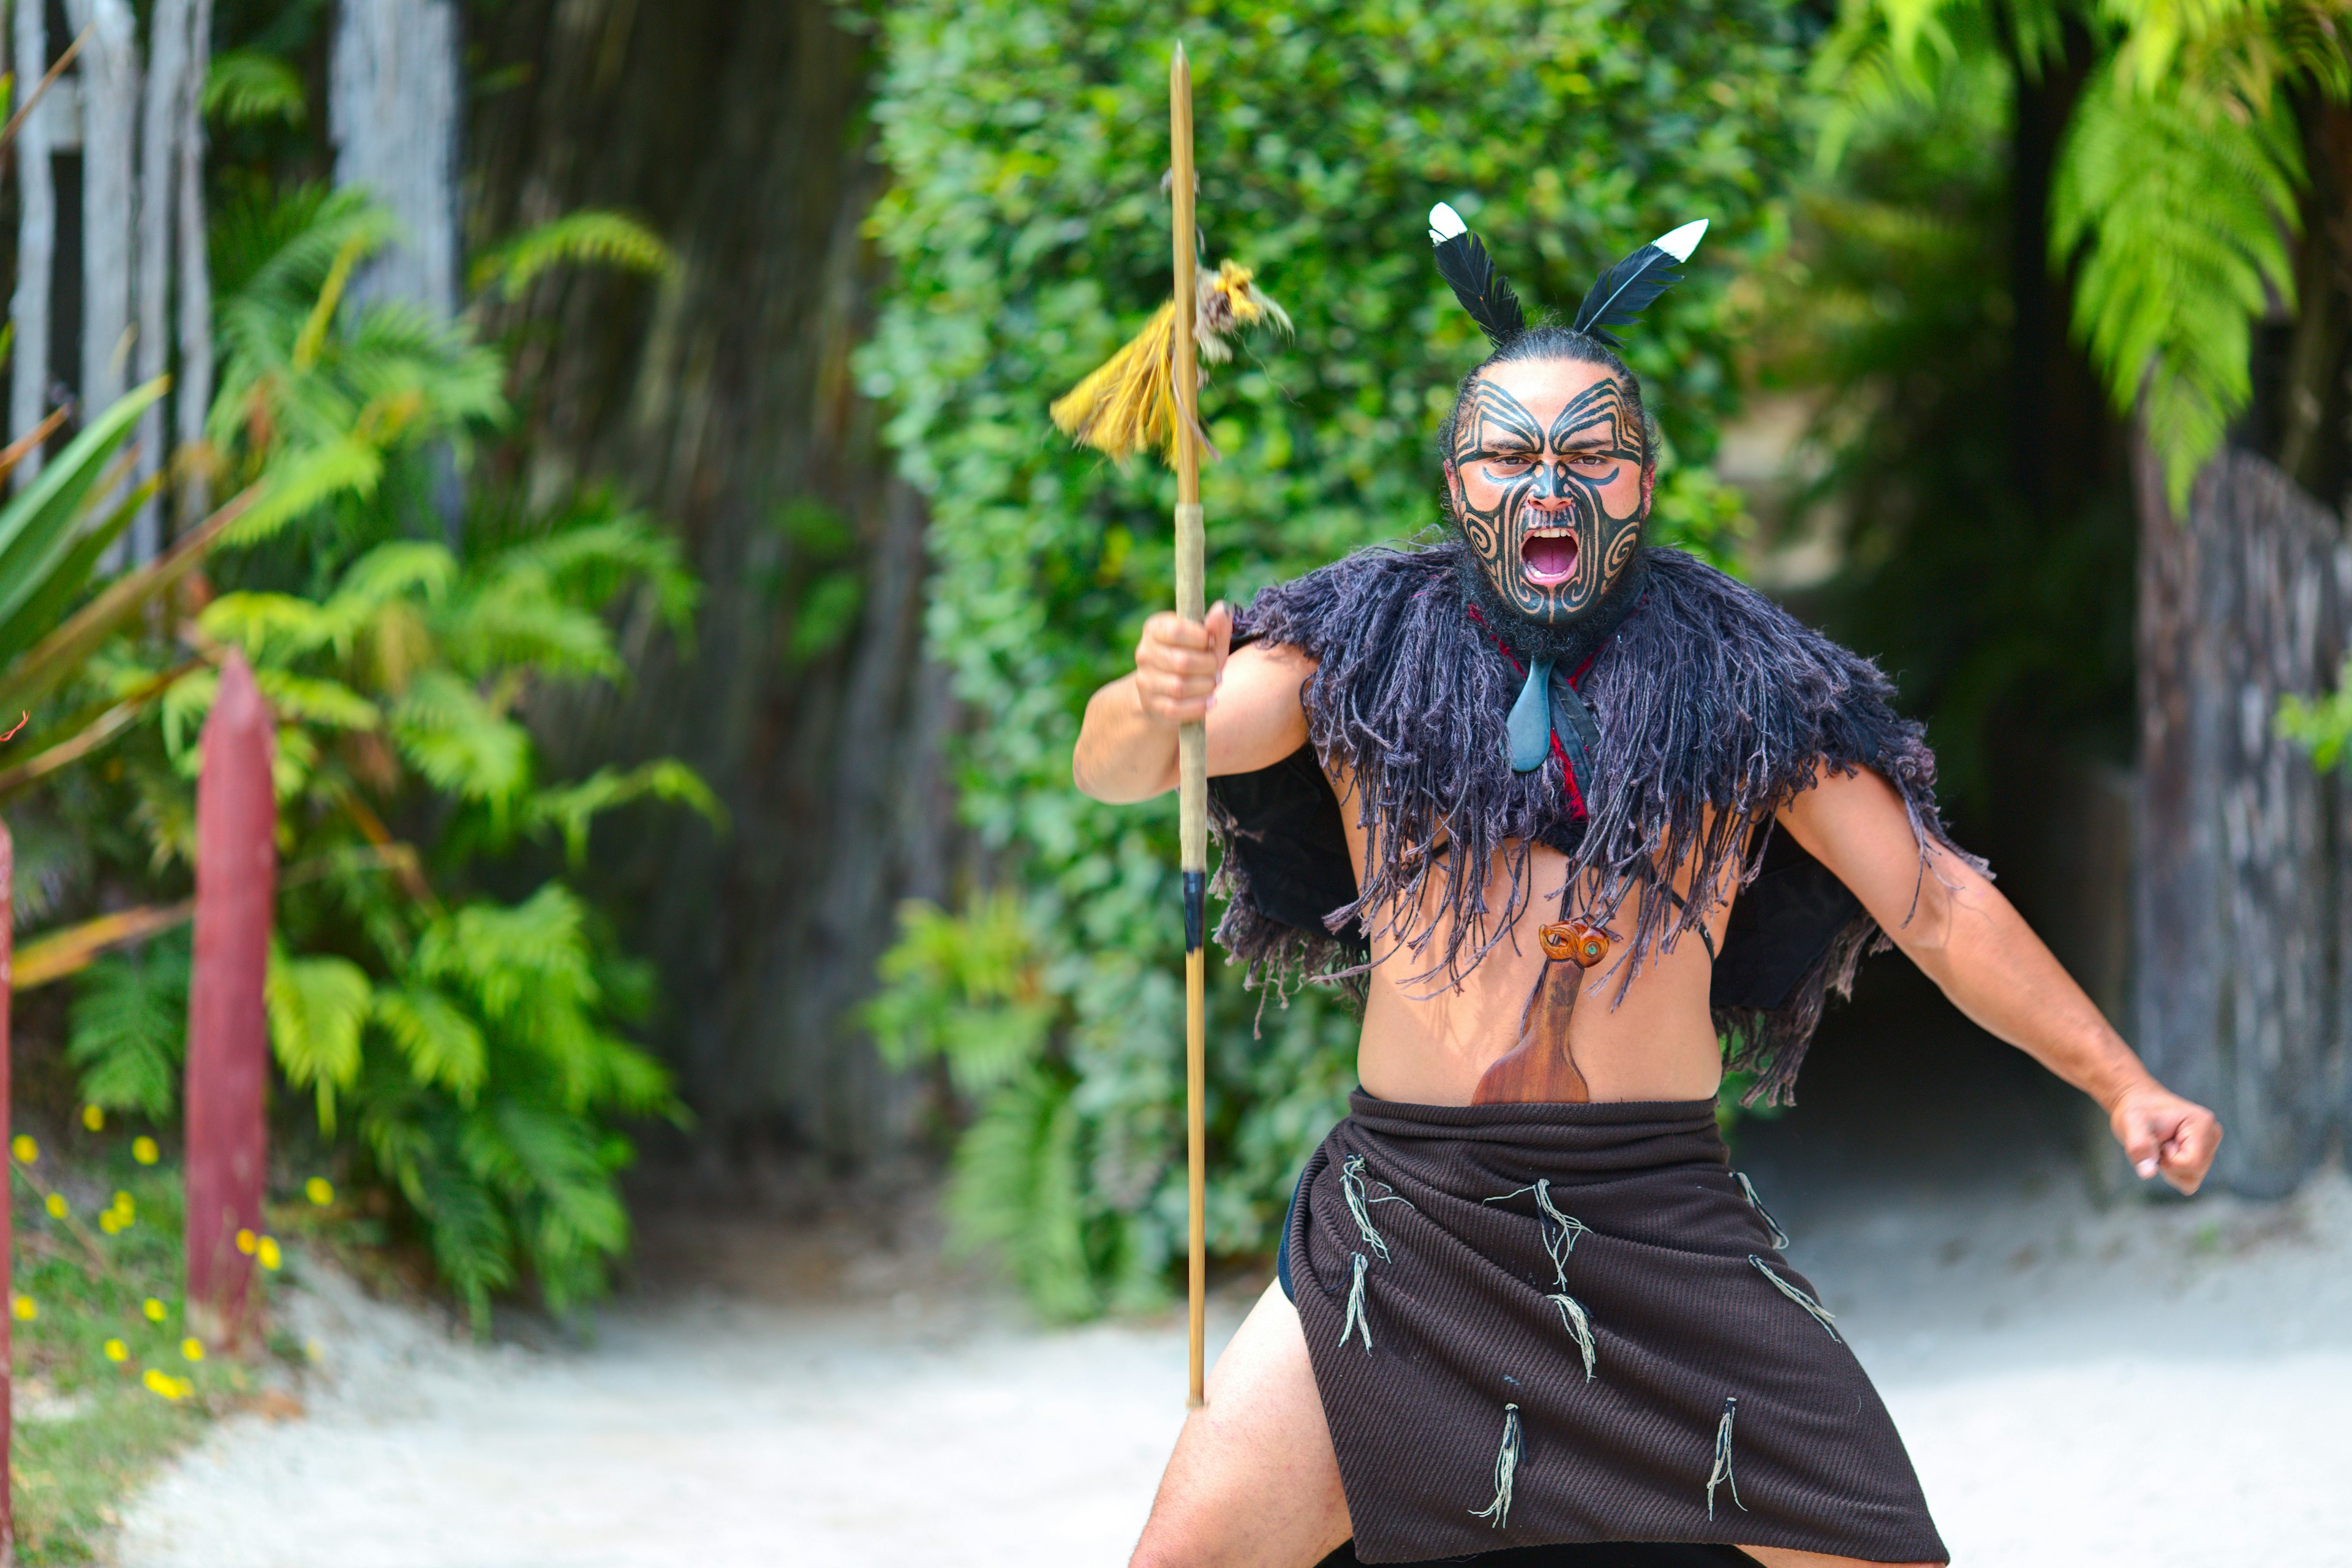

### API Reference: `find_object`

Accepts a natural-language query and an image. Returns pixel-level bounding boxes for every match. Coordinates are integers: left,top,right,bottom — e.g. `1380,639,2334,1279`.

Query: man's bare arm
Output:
1074,601,1314,804
1778,767,2222,1194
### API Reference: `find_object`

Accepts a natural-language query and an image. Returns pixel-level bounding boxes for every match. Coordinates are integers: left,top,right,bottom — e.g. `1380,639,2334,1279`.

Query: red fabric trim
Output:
1463,604,1590,818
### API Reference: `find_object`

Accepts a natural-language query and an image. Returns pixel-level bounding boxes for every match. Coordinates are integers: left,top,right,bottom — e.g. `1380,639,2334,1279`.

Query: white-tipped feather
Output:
1429,202,1468,246
1651,218,1708,263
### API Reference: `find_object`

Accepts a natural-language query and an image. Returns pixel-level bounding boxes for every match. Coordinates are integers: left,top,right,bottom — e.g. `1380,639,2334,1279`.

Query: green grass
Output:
10,1116,298,1565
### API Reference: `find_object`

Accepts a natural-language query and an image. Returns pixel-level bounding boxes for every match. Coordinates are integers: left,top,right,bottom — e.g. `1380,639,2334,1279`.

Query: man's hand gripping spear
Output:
1049,44,1289,1406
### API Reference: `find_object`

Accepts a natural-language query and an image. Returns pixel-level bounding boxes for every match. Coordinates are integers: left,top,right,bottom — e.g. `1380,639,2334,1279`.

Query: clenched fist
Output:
2109,1082,2223,1195
1131,603,1234,728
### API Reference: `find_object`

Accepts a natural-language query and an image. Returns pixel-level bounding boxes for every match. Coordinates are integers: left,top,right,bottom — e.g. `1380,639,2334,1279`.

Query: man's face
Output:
1445,358,1653,624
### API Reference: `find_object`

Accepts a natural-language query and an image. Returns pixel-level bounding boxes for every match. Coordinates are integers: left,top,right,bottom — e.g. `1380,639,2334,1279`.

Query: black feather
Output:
1432,230,1527,344
1570,243,1684,347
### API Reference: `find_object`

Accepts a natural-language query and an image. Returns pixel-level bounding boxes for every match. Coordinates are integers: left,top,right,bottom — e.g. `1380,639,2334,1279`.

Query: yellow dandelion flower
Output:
10,1135,36,1164
180,1337,205,1362
306,1177,335,1207
99,1212,123,1236
104,1338,129,1363
111,1192,135,1222
143,1367,182,1400
12,1295,36,1321
132,1136,159,1165
43,1193,67,1219
82,1104,105,1131
234,1229,257,1256
143,1297,168,1322
257,1237,283,1270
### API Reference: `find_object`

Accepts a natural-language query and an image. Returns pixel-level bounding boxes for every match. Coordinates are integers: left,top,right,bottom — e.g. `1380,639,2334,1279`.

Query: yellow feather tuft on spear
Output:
1050,259,1292,462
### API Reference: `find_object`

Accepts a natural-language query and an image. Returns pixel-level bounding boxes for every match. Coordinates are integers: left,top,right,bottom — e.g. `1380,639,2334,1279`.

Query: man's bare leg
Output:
1130,1280,1352,1568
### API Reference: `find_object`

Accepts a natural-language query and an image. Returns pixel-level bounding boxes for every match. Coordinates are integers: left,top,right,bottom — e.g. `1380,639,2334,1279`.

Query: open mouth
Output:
1520,527,1578,588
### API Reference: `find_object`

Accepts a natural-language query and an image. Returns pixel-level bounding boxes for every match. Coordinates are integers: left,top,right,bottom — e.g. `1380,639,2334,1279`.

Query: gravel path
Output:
110,1158,2352,1568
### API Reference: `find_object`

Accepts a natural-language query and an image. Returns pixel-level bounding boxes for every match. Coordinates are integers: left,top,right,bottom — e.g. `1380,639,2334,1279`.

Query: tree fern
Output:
2052,67,2302,503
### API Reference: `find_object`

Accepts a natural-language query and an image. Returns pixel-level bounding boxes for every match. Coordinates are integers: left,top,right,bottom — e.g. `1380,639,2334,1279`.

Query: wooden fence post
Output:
184,652,274,1349
1,820,15,1560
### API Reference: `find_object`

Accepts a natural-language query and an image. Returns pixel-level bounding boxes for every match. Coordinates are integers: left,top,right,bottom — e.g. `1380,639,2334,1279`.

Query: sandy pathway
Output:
114,1167,2352,1567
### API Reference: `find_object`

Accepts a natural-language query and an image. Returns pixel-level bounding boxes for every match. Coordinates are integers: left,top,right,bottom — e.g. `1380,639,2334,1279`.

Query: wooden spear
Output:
1052,43,1286,1406
1168,43,1210,1410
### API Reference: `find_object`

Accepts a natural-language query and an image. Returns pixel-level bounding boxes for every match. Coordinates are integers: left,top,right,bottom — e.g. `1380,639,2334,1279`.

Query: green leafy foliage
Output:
468,211,676,301
864,0,1809,1313
1820,0,2352,503
203,48,307,127
2277,667,2352,769
67,933,192,1123
56,188,710,1329
1749,50,2138,805
2052,66,2302,505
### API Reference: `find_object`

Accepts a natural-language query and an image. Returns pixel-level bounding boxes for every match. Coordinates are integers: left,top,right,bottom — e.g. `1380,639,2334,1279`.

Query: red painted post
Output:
185,652,276,1350
1,820,15,1560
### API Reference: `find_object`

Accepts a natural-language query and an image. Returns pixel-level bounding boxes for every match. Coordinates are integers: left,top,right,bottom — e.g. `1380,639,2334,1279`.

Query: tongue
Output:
1522,534,1577,584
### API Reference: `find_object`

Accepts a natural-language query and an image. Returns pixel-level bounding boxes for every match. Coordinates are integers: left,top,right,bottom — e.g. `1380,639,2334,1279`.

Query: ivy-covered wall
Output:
862,0,1815,1314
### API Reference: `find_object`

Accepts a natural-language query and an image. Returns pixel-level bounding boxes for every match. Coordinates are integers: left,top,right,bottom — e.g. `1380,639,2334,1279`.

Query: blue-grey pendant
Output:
1508,656,1556,772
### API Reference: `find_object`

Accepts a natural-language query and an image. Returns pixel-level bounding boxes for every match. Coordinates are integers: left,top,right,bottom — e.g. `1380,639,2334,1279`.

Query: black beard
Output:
1451,527,1651,671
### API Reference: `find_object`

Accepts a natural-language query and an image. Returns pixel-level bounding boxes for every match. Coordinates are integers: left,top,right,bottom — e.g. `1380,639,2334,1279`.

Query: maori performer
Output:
1073,205,2222,1568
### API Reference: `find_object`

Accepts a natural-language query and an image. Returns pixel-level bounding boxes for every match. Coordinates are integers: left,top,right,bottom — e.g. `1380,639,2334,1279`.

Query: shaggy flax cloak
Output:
1210,543,1980,1106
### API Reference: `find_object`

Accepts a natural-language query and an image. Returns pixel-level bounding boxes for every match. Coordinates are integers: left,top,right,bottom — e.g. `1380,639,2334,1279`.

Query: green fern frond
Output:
219,435,386,546
867,892,1060,1094
266,946,374,1133
204,49,307,126
67,933,191,1121
526,759,724,866
469,211,676,301
389,668,534,812
946,1068,1099,1321
372,986,489,1102
2052,68,2302,505
433,569,619,684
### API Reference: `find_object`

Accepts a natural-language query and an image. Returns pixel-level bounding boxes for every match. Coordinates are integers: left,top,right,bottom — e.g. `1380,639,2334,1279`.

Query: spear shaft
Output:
1169,42,1209,1410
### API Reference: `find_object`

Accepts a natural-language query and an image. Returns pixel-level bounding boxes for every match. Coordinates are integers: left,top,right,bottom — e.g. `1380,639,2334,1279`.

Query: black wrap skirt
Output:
1284,1092,1947,1565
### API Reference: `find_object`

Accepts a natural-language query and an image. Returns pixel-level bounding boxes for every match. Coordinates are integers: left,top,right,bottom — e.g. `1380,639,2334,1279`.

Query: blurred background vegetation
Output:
5,0,2352,1552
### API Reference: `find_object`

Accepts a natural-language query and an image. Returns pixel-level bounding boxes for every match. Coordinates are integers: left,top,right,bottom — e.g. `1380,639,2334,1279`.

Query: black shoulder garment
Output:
1206,543,1981,1106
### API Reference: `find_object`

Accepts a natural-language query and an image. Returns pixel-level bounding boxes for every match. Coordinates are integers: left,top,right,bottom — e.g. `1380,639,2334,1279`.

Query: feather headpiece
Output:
1429,203,1707,350
1050,259,1292,463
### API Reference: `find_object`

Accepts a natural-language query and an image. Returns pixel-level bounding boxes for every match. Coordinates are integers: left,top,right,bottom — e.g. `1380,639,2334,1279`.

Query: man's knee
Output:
1128,1512,1204,1568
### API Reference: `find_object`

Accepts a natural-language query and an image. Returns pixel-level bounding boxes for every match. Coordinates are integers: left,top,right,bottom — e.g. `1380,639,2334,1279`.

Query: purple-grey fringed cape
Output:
1208,541,1980,1107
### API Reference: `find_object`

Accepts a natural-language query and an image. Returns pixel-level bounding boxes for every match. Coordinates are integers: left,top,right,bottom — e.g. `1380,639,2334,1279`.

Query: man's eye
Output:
1482,456,1534,472
1572,453,1613,468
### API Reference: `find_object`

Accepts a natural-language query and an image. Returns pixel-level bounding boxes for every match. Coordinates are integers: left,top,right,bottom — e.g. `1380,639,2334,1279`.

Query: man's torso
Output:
1326,749,1741,1107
